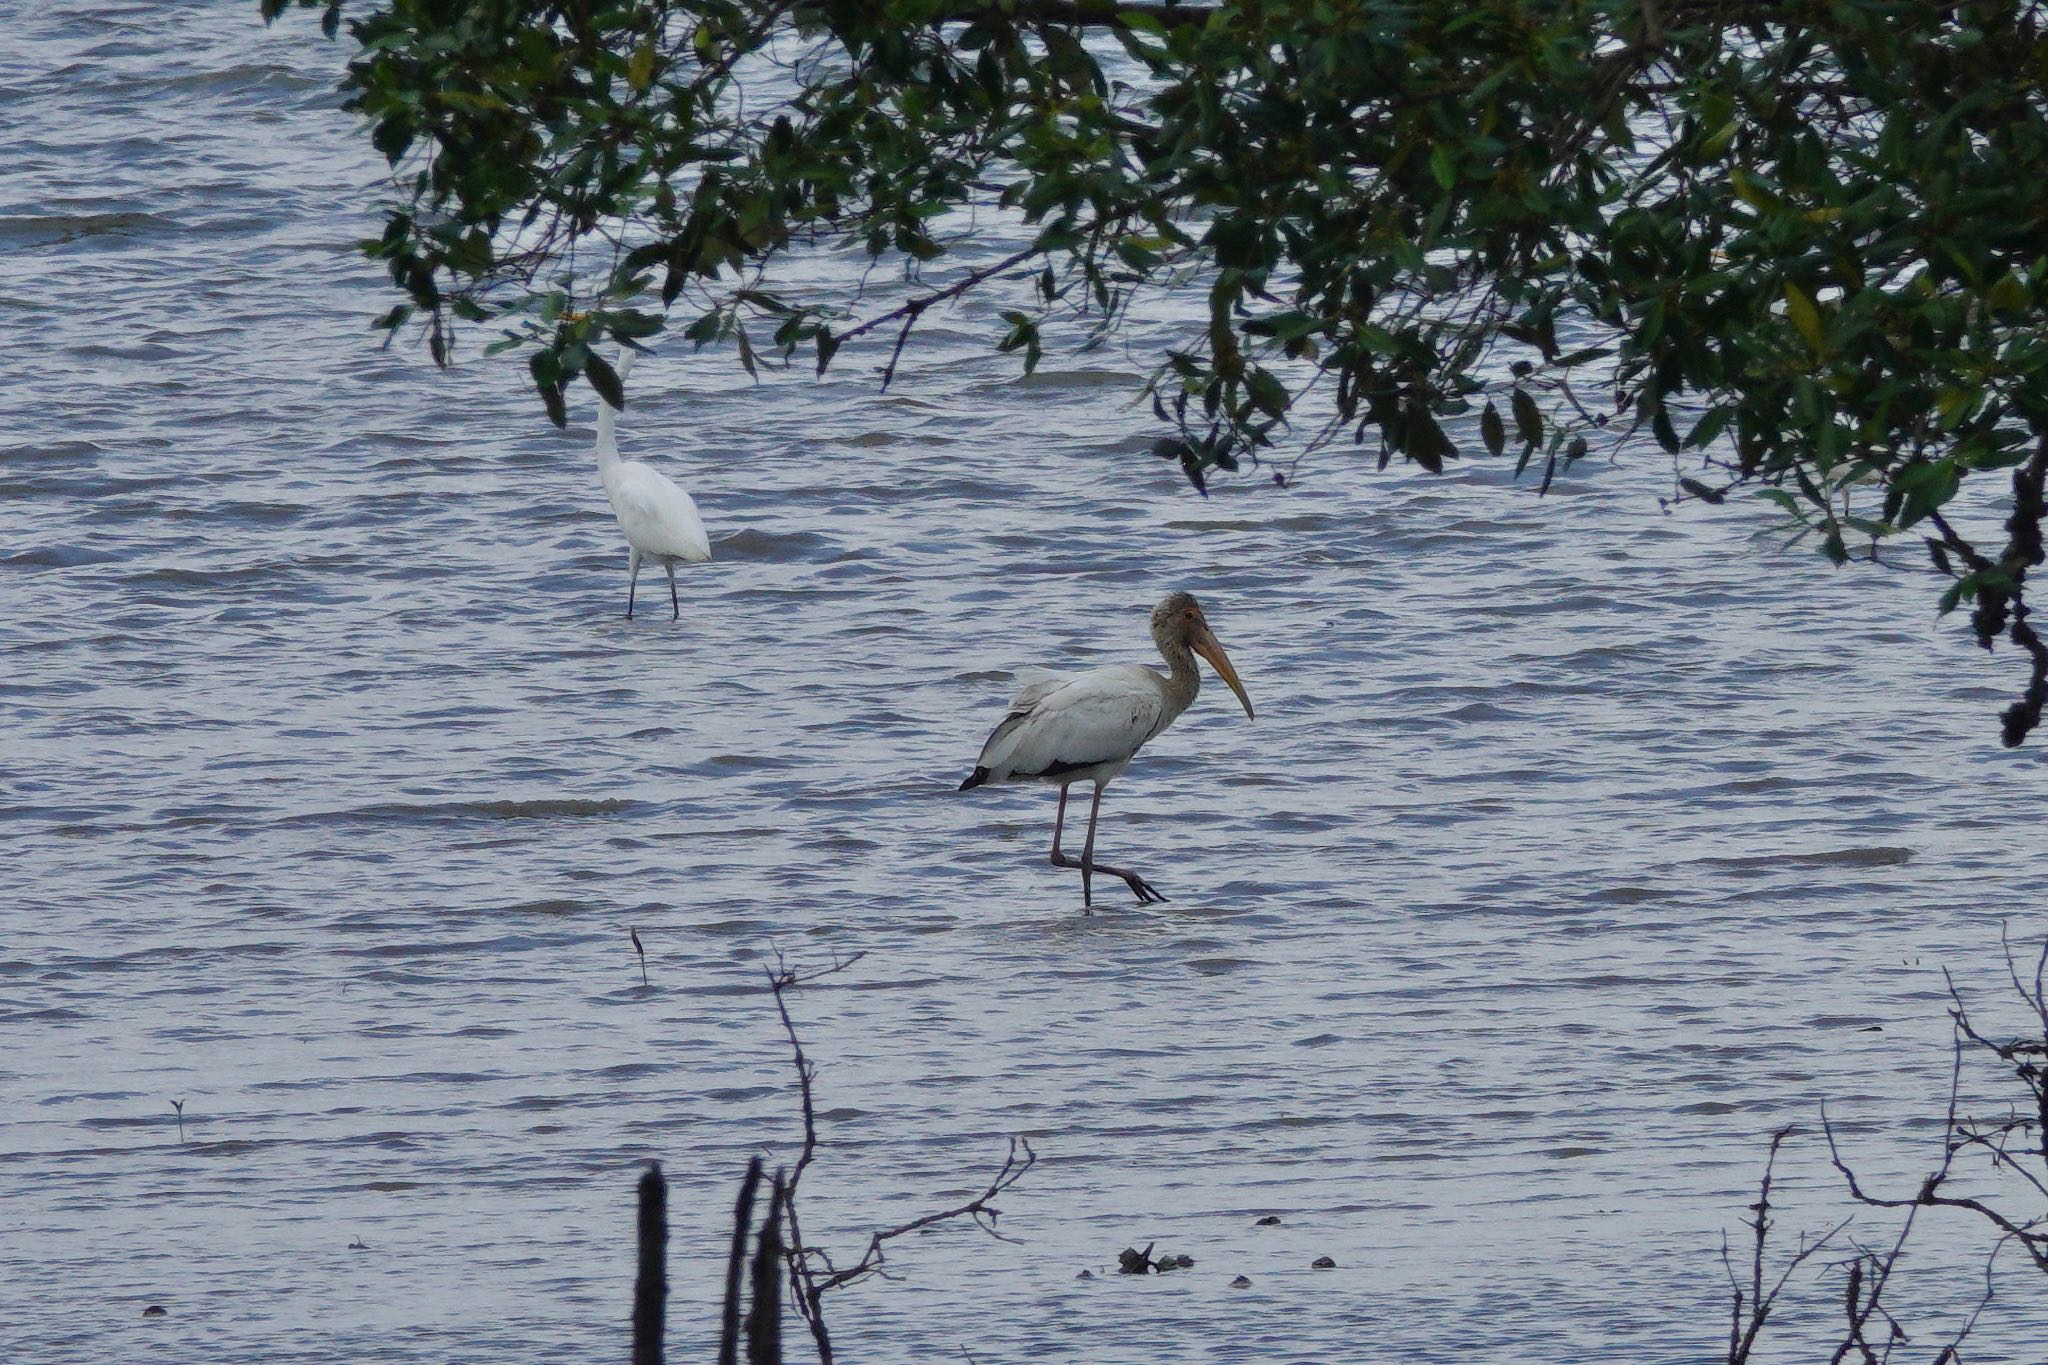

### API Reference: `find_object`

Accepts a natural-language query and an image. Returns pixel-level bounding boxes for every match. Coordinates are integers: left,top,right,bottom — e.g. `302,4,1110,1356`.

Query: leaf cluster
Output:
264,0,2048,741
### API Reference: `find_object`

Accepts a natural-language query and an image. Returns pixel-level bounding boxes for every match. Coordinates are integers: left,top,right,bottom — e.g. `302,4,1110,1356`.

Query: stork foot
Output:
1053,851,1165,905
1100,864,1168,904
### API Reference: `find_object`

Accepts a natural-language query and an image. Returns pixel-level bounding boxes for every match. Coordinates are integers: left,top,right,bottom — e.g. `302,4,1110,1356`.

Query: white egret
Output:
958,592,1254,909
593,349,710,620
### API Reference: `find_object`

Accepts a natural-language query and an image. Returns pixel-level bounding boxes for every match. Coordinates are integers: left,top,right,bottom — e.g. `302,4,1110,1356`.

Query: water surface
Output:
4,6,2046,1362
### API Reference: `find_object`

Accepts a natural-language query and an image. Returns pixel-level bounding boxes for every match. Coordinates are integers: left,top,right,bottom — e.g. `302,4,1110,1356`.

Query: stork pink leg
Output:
1048,783,1166,907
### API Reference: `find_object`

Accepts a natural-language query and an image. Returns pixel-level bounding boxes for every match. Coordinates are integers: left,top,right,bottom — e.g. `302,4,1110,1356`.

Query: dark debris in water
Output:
1116,1243,1195,1274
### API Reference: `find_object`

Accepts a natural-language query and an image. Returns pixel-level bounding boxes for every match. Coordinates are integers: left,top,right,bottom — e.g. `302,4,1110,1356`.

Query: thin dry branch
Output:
811,1137,1037,1293
763,952,1035,1364
1725,939,2048,1360
1723,1125,1847,1365
765,949,865,1362
1821,980,2048,1279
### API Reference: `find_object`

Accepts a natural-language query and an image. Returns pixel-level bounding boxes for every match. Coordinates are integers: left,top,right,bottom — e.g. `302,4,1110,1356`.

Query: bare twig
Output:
1723,1126,1846,1365
766,950,864,1363
762,952,1036,1364
811,1136,1037,1292
1727,937,2048,1360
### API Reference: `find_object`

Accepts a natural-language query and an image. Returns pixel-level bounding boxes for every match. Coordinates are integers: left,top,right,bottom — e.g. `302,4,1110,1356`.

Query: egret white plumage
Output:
593,349,710,620
958,592,1254,909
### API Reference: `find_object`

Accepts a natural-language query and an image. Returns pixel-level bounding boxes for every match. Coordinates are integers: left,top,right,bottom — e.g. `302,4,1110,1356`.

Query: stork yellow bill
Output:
958,592,1254,909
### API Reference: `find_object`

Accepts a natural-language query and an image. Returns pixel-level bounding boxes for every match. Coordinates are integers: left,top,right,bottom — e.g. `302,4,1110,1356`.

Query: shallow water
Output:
5,5,2047,1362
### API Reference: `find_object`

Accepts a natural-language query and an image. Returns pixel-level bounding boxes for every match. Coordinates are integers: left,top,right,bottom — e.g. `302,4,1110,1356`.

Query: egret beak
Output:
1191,626,1254,720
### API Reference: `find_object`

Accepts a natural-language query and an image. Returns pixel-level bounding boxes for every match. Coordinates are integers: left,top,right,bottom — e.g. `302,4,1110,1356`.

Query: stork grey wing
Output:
976,666,1169,782
1006,673,1068,713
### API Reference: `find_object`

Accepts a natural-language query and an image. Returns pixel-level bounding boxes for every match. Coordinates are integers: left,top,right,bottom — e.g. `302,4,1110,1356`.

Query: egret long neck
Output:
595,346,637,482
595,398,623,476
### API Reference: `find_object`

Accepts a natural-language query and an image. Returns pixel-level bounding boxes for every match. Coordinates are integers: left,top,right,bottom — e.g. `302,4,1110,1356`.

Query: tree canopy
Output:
264,0,2048,744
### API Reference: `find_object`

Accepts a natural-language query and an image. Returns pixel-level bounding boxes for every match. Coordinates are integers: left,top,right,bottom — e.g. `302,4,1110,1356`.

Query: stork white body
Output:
966,664,1184,792
594,350,709,620
959,593,1255,909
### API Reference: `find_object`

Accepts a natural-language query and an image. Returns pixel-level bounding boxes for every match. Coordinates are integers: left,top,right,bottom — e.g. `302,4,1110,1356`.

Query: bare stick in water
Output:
630,928,648,987
171,1099,185,1143
717,1157,764,1365
632,1161,667,1365
745,1170,786,1365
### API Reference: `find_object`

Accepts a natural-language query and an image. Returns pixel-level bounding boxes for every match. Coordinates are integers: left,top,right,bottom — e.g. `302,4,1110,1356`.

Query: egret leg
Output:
665,560,680,622
626,548,643,619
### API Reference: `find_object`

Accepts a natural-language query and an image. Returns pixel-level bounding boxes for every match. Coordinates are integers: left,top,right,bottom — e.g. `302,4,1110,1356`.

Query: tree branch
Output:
1723,1125,1846,1365
1997,438,2048,746
763,951,1035,1362
811,1137,1037,1292
954,0,1219,28
766,950,864,1363
833,247,1040,390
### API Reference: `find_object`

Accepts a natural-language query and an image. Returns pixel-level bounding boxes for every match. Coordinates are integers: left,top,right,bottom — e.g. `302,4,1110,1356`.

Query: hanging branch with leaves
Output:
265,0,2048,742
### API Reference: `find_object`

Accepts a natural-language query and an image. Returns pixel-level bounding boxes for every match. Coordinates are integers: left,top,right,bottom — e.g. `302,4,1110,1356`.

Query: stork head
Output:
1153,592,1254,719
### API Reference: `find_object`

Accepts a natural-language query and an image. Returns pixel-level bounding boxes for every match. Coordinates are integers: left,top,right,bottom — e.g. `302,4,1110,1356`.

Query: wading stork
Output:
958,592,1254,909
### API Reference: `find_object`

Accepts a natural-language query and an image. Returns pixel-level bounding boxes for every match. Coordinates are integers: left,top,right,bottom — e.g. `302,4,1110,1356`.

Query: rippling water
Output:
6,5,2048,1362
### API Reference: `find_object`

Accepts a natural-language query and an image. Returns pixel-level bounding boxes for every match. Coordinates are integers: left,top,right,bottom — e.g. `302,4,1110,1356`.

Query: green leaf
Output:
605,310,665,340
1652,407,1679,453
1428,145,1456,191
1783,282,1824,354
628,39,656,93
1685,405,1731,449
1988,271,2030,313
684,311,722,346
1406,406,1453,473
1730,166,1784,213
585,351,625,410
1247,368,1290,420
1510,388,1541,450
1892,459,1961,529
1480,401,1505,457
